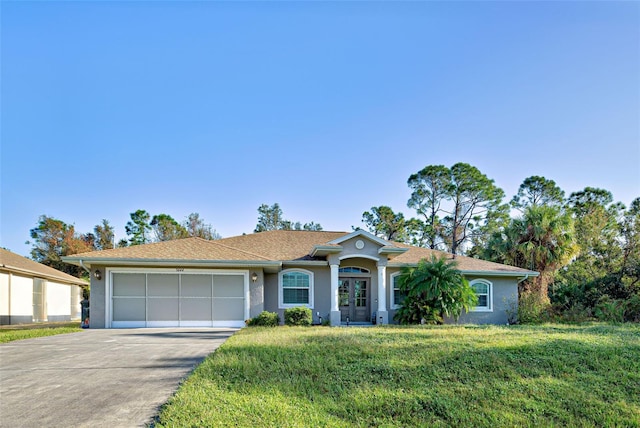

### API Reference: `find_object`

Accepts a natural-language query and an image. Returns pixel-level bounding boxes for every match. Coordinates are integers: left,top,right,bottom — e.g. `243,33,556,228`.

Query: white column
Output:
377,264,387,313
330,264,339,312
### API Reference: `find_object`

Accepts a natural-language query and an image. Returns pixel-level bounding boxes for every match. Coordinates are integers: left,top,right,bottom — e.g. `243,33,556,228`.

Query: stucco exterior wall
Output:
386,269,518,325
46,281,71,317
90,265,107,328
249,269,264,318
8,274,33,322
0,273,9,323
456,276,518,325
264,265,332,324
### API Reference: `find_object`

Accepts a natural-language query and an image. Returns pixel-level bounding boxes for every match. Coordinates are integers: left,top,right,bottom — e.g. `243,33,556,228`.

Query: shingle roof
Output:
63,230,536,276
0,249,87,286
66,236,273,262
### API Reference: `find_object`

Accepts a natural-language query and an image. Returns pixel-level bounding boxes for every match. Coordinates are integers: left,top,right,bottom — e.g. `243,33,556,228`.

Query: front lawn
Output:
0,322,82,343
155,324,640,427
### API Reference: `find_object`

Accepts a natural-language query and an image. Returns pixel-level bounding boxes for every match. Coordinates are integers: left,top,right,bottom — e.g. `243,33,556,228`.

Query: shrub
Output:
625,293,640,322
594,296,625,323
247,311,280,327
394,255,477,325
518,291,551,324
284,307,312,326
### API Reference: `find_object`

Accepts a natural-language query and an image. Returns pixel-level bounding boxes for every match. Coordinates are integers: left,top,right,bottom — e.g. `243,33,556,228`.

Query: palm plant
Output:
394,255,477,324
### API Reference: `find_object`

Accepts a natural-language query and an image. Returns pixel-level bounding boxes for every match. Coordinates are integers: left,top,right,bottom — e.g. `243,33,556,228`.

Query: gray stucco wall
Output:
387,271,518,325
264,265,332,325
249,269,264,319
89,265,107,328
455,276,518,325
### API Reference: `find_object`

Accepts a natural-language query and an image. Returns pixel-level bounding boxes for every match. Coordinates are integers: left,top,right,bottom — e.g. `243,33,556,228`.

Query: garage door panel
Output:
113,274,145,297
147,274,179,296
213,275,244,298
213,298,244,320
113,298,146,321
181,275,212,297
148,298,179,321
181,298,212,320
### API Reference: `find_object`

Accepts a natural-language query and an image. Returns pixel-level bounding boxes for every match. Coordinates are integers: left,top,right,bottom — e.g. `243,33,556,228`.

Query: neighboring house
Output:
62,230,537,328
0,249,86,325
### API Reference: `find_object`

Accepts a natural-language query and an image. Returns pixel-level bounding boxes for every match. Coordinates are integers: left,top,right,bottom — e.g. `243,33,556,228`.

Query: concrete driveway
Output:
0,328,236,427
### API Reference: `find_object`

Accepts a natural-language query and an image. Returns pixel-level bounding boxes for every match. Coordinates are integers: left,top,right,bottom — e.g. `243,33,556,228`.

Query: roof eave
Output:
386,262,539,277
378,247,409,259
0,265,87,286
62,257,282,269
310,245,343,257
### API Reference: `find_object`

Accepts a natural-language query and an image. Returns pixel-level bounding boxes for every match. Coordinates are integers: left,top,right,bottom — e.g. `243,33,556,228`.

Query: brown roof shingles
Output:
67,237,273,262
0,248,87,286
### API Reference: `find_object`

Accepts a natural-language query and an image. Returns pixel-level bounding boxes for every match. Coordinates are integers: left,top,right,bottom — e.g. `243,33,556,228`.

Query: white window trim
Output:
278,268,314,309
390,271,403,310
469,278,493,312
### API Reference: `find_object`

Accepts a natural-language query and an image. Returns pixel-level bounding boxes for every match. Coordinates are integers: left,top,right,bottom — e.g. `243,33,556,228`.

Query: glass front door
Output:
338,278,369,322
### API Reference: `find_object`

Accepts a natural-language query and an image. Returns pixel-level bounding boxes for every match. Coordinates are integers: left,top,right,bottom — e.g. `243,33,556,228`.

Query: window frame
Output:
390,271,407,310
469,279,493,312
278,269,314,309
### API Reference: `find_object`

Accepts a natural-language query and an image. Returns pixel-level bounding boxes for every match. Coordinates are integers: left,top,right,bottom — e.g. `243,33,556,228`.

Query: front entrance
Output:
338,278,369,323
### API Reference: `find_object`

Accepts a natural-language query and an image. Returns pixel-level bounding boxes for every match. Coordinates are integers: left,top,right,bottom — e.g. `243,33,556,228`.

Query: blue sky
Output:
1,1,639,257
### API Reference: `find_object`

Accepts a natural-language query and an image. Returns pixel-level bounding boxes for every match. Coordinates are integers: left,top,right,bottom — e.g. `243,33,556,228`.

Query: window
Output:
279,269,313,308
390,272,407,309
339,267,370,274
470,279,492,312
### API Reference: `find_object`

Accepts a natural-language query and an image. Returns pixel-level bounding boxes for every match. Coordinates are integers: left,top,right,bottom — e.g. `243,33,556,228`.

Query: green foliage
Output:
246,311,280,327
511,175,565,211
284,306,312,326
361,205,410,242
125,209,152,245
407,163,508,254
155,325,640,427
93,219,115,250
517,292,551,324
594,296,625,323
484,205,577,302
255,203,323,233
150,214,189,241
0,323,82,343
394,255,477,324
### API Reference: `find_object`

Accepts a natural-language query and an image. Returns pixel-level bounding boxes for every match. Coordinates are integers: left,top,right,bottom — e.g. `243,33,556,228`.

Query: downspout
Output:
517,274,530,284
79,260,91,275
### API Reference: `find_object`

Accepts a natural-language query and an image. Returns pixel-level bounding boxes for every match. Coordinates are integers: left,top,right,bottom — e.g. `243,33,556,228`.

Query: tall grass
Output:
155,324,640,427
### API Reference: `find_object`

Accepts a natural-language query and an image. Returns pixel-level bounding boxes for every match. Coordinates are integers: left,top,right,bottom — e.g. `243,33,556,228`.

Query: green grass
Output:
155,324,640,427
0,322,82,343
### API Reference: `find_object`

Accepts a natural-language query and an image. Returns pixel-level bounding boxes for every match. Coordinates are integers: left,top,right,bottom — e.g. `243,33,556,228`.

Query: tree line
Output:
26,205,322,279
359,163,640,322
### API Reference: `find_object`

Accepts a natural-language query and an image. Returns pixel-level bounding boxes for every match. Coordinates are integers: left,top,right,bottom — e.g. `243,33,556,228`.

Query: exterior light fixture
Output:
93,269,102,280
251,272,258,283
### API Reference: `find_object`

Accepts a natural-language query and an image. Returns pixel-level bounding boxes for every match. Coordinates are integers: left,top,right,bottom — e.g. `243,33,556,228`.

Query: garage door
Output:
110,272,247,328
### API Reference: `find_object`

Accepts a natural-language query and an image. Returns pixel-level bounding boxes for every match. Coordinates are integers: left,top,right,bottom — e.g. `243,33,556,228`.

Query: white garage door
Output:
110,272,247,328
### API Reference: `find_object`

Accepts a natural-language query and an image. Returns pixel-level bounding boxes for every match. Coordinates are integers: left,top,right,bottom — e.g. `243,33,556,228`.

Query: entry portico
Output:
313,230,408,325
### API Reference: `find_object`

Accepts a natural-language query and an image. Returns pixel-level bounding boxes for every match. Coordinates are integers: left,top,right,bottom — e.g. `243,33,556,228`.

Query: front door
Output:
338,278,369,322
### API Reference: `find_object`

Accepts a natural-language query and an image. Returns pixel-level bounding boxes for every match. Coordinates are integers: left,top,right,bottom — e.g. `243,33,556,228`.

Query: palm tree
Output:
394,255,477,324
485,205,578,302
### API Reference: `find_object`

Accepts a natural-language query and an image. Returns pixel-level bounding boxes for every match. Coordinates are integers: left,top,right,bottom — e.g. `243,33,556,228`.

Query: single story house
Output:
1,248,86,325
62,229,537,328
